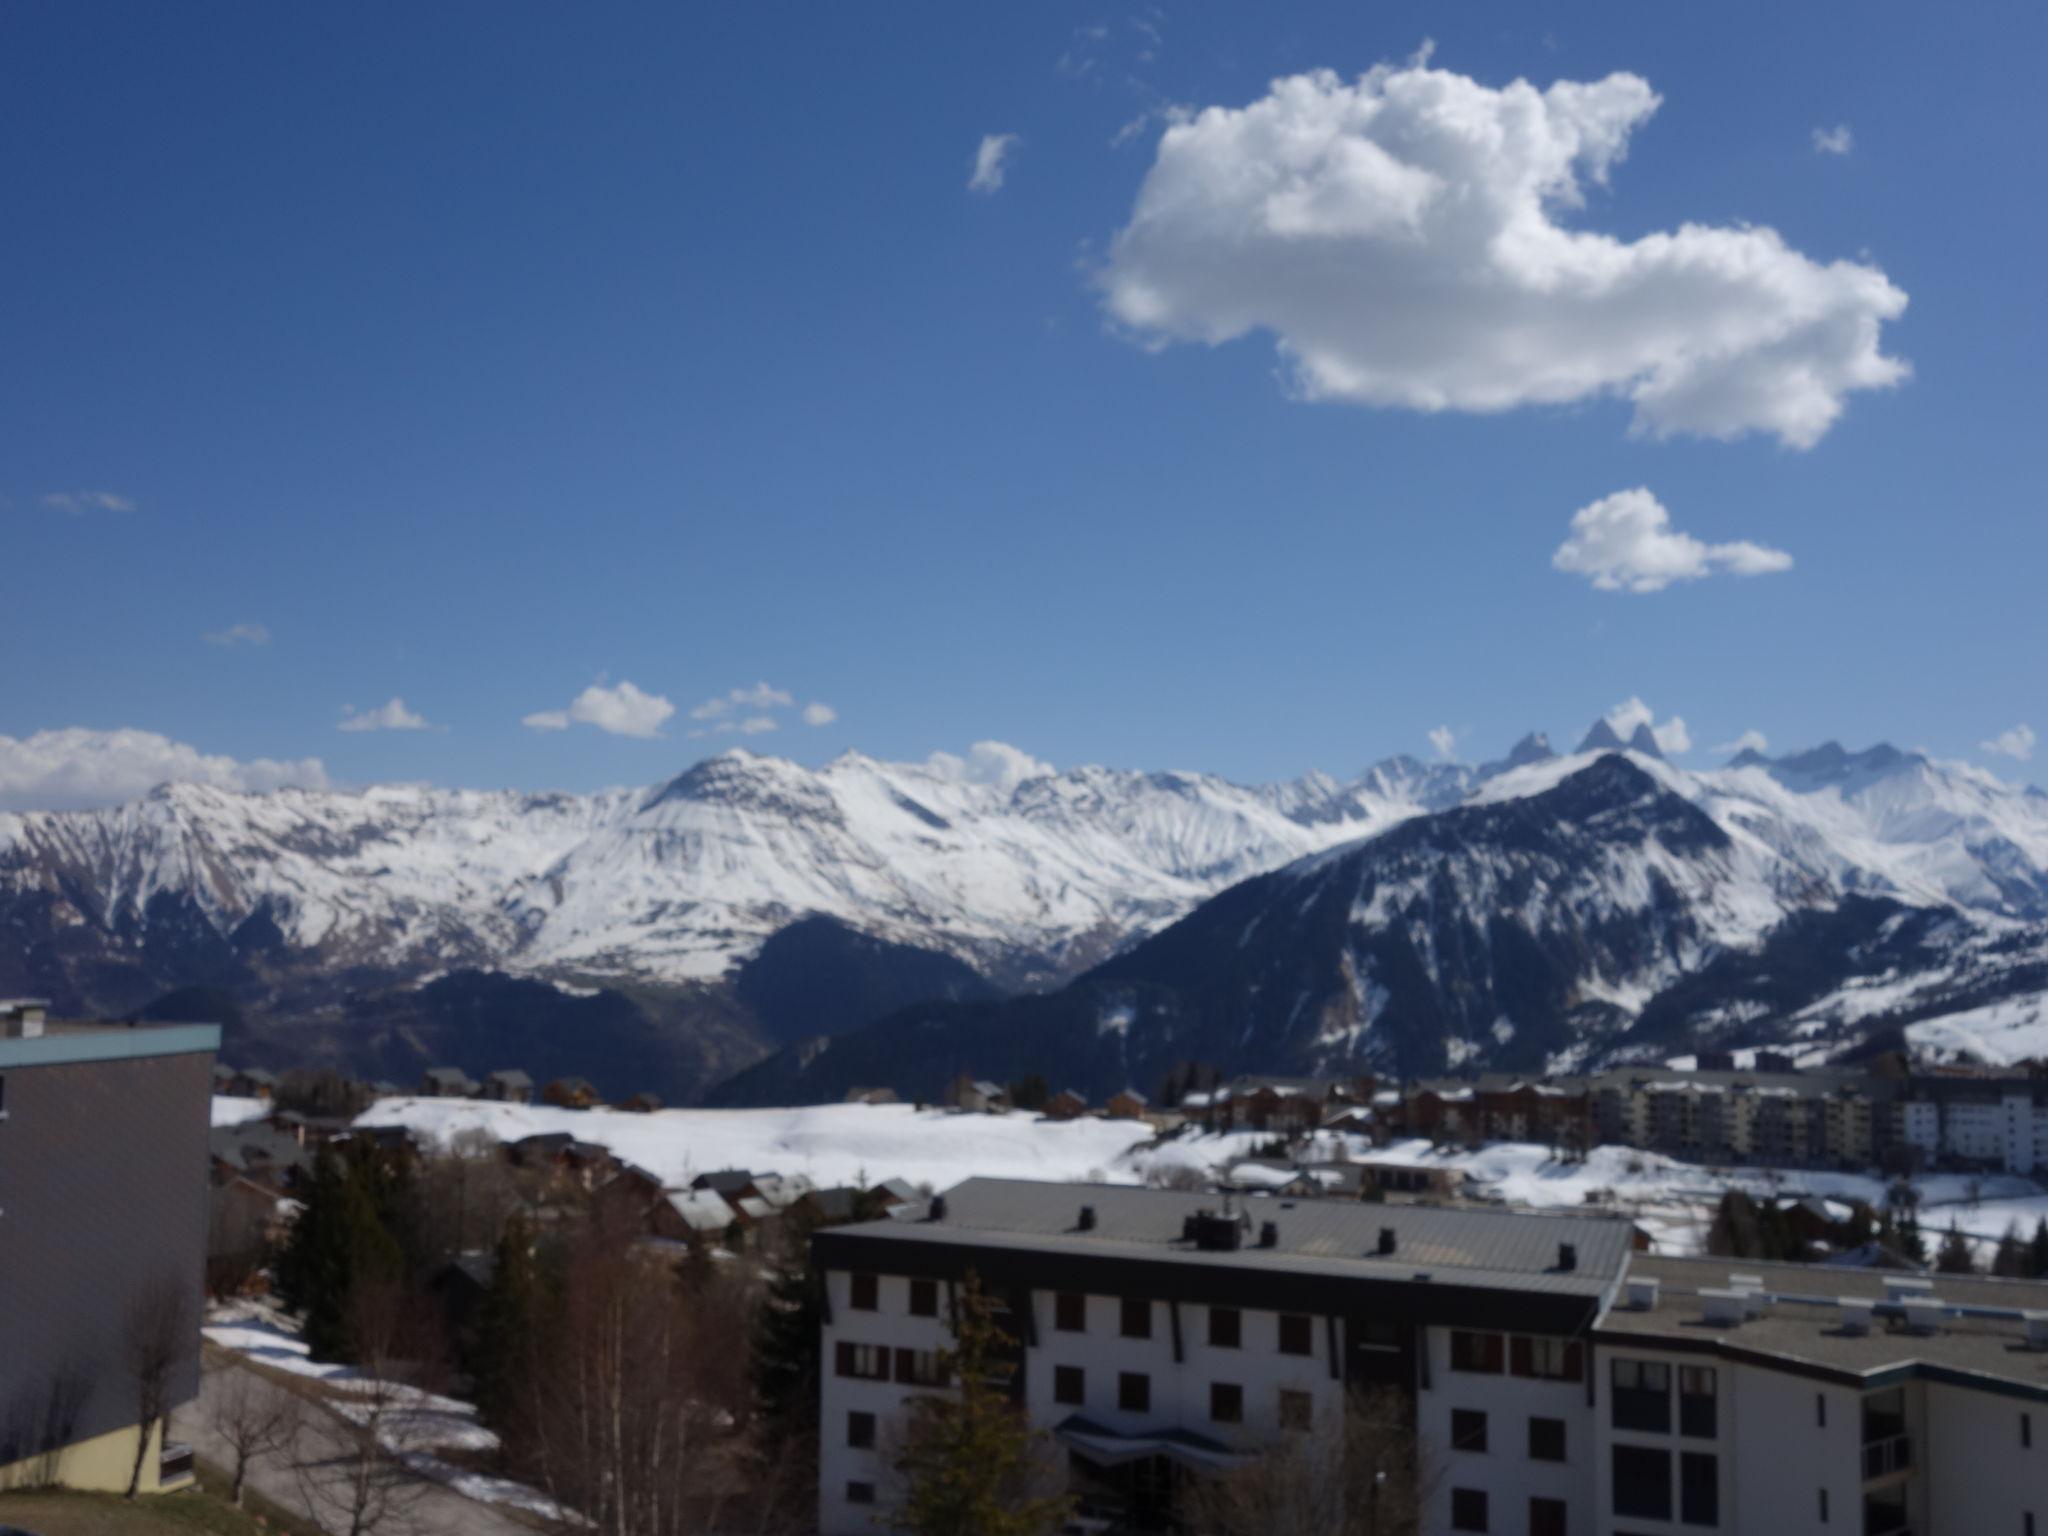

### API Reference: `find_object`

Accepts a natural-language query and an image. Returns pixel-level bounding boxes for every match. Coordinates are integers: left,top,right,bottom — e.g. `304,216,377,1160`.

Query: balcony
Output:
158,1439,196,1487
1861,1433,1913,1481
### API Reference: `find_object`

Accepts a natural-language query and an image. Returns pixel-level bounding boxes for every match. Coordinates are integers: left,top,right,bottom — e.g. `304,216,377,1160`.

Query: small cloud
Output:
337,698,431,733
1553,488,1793,594
523,679,675,739
926,740,1054,793
1713,729,1770,757
1812,124,1854,156
1981,724,2036,762
691,682,796,721
968,133,1020,194
801,702,838,727
203,622,271,649
1605,698,1692,755
1426,725,1460,761
42,490,137,514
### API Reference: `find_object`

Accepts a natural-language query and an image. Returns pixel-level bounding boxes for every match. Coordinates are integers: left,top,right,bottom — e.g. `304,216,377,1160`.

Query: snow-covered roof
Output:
662,1188,735,1232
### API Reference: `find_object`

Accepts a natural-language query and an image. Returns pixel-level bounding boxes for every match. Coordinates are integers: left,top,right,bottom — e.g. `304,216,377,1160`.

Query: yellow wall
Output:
0,1417,189,1496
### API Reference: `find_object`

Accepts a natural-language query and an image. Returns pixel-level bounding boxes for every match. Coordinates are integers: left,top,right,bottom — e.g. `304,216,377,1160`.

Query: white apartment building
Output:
815,1179,2048,1536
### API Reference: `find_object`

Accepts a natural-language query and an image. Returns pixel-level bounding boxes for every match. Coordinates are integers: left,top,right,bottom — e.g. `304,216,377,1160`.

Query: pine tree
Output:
2032,1218,2048,1280
469,1212,543,1442
1935,1222,1977,1275
1993,1221,2029,1278
1706,1191,1760,1259
893,1272,1069,1536
1897,1210,1928,1265
273,1142,408,1361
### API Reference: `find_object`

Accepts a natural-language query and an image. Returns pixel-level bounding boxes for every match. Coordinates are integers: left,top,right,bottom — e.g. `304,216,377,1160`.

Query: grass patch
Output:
0,1461,323,1536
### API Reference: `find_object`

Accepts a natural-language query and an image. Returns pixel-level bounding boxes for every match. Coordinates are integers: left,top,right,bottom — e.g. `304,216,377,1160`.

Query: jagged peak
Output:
1625,722,1664,760
1575,718,1628,754
1504,731,1554,769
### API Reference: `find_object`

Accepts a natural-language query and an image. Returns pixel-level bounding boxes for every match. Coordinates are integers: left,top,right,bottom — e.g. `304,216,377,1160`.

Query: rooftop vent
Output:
1078,1205,1097,1232
1258,1221,1279,1249
1558,1242,1577,1273
1625,1276,1660,1311
1885,1277,1935,1304
928,1195,947,1222
1188,1210,1248,1252
1699,1289,1748,1327
2025,1312,2048,1352
1728,1272,1765,1292
1901,1297,1942,1336
1377,1227,1398,1257
1837,1298,1874,1337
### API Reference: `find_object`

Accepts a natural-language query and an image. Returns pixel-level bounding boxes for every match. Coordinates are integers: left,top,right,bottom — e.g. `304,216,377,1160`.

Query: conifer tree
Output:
892,1271,1068,1536
1993,1221,2029,1278
274,1142,409,1361
2032,1217,2048,1280
1935,1222,1977,1274
469,1212,544,1443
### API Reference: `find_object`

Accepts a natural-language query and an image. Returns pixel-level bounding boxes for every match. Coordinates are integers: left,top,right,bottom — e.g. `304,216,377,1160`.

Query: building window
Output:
1209,1306,1241,1348
846,1481,875,1506
1529,1497,1567,1536
1054,1365,1085,1406
1511,1335,1585,1381
1121,1297,1152,1339
1450,1487,1489,1532
1056,1292,1086,1332
1278,1313,1313,1356
896,1349,950,1387
1450,1331,1504,1374
1680,1452,1718,1526
1528,1416,1566,1462
850,1272,879,1311
1679,1365,1717,1438
1210,1383,1243,1424
1611,1359,1671,1433
835,1342,889,1381
847,1411,875,1449
909,1278,938,1317
1119,1372,1150,1413
1279,1390,1313,1431
1450,1408,1487,1453
1612,1445,1672,1522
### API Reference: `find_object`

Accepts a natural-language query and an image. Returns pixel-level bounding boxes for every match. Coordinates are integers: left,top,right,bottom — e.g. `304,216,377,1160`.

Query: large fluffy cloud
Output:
1553,488,1792,593
1981,724,2036,762
925,741,1054,793
1099,60,1908,447
523,680,676,739
0,728,328,812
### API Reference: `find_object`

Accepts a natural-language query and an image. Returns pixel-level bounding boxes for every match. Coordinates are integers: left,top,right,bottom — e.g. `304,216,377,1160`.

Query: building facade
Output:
815,1178,2048,1536
0,1007,219,1493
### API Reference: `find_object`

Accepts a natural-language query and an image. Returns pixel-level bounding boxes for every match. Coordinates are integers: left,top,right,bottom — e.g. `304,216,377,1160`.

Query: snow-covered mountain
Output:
3,727,2045,1095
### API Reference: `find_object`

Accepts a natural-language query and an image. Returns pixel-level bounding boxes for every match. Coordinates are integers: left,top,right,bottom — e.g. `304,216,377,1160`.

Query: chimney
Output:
1258,1220,1279,1249
1885,1276,1935,1304
1558,1242,1577,1272
1377,1227,1397,1256
1624,1277,1660,1311
1078,1205,1097,1232
1,1001,47,1040
2025,1311,2048,1352
1699,1289,1747,1327
1837,1298,1874,1336
928,1195,947,1221
1901,1297,1942,1336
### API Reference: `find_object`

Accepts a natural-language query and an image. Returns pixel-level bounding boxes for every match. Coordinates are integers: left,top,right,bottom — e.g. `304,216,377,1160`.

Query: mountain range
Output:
3,726,2044,1102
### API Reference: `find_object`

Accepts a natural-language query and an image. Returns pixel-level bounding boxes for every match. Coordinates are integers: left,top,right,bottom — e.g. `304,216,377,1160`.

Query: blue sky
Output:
3,1,2042,804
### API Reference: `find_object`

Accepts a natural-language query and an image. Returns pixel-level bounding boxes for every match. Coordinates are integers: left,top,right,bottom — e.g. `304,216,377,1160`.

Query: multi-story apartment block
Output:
0,1001,218,1493
817,1179,2048,1536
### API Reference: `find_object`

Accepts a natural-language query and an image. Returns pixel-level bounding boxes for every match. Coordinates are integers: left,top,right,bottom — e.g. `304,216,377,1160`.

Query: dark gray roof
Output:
486,1069,533,1087
831,1177,1632,1299
1600,1254,2048,1393
692,1168,756,1194
209,1123,309,1176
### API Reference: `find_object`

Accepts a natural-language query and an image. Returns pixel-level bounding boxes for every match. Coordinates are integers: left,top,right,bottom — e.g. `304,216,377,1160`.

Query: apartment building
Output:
0,1001,219,1493
815,1178,2048,1536
1896,1080,2048,1174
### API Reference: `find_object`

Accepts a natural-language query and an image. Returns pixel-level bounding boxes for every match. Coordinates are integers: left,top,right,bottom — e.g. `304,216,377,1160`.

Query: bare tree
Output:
1181,1386,1438,1536
125,1276,197,1499
298,1274,446,1536
210,1358,305,1507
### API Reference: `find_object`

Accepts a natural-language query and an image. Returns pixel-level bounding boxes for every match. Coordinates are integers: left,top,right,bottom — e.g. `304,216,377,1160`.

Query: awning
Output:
1053,1415,1254,1473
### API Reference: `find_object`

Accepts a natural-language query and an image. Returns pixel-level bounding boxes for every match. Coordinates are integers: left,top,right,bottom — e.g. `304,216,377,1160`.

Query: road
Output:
179,1349,540,1536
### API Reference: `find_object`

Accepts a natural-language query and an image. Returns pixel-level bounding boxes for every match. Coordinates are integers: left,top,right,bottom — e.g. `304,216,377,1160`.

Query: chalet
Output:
209,1121,311,1192
843,1086,900,1106
419,1066,480,1098
942,1074,1008,1113
1104,1087,1150,1121
619,1091,663,1113
225,1066,278,1100
794,1186,869,1227
210,1063,235,1094
1179,1074,1376,1133
543,1076,602,1110
1042,1088,1089,1121
649,1187,737,1244
692,1168,759,1198
481,1068,533,1104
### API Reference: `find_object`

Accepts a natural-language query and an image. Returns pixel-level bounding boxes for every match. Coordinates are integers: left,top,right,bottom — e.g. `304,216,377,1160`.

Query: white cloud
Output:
969,133,1020,194
690,682,795,722
1605,697,1692,754
1713,729,1770,758
925,741,1054,794
0,727,328,812
1812,124,1854,156
203,622,272,648
1098,61,1908,448
801,702,838,727
523,680,675,739
42,490,137,514
1981,724,2036,762
337,698,431,733
1552,488,1793,593
1427,725,1460,761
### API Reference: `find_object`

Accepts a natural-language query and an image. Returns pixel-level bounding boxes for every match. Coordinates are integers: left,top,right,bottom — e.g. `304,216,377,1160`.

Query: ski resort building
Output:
0,1003,218,1494
814,1177,2048,1536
